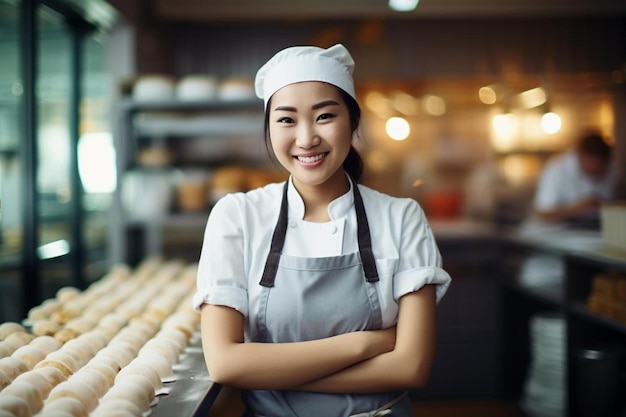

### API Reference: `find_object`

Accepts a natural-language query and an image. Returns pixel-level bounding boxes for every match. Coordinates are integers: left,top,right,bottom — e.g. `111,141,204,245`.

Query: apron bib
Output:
243,179,412,417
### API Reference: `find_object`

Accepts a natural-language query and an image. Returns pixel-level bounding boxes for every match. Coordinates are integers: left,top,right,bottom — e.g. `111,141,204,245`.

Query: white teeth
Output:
298,154,325,163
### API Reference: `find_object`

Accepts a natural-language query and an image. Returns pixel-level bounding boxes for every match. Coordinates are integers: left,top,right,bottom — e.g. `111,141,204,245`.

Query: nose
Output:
295,122,320,149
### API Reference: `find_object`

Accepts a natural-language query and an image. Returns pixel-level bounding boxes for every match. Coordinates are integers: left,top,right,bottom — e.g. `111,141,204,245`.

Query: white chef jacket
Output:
534,150,615,212
193,176,451,341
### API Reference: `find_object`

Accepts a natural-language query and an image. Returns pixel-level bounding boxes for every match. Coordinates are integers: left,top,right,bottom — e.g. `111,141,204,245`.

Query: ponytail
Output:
339,89,364,182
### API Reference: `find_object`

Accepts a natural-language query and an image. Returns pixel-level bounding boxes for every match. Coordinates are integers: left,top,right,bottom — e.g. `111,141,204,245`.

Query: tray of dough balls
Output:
0,257,218,417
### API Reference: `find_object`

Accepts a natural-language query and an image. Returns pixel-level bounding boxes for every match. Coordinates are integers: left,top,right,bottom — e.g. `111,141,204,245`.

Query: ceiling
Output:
153,0,626,21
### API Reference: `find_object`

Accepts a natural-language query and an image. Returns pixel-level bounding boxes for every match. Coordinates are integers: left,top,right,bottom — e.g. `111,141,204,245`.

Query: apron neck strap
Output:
351,177,380,283
259,176,379,288
259,181,289,287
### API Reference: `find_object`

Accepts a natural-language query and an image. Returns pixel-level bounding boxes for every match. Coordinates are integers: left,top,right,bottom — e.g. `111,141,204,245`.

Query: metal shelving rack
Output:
110,97,264,265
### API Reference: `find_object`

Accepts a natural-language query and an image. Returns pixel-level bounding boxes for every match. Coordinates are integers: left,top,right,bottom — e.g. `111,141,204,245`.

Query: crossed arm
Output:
200,284,436,393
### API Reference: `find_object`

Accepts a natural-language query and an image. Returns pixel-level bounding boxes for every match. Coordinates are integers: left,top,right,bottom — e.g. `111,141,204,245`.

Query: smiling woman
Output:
194,44,451,417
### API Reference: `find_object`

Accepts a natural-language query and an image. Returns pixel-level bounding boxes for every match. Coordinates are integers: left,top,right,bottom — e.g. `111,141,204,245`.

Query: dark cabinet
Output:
501,231,626,417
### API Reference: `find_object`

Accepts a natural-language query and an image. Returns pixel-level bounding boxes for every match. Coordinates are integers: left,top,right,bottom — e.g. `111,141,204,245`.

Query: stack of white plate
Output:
522,312,567,417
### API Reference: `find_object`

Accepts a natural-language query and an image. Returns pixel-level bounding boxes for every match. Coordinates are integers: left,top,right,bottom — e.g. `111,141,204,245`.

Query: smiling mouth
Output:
296,153,328,163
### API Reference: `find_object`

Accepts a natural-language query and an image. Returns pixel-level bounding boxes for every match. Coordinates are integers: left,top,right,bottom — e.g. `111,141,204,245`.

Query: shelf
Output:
569,301,626,334
133,112,264,137
121,97,261,112
504,279,565,306
111,96,267,264
125,212,209,229
567,249,626,271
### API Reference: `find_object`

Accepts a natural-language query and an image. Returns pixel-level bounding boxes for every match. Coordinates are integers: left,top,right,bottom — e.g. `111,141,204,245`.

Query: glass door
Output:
0,0,22,321
0,0,116,322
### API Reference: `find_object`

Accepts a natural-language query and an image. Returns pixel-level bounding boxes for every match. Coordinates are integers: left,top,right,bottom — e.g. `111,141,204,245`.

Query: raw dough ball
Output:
107,338,141,358
133,352,173,379
60,339,95,367
0,369,11,390
1,380,44,413
139,338,179,364
27,299,60,320
100,374,154,411
82,361,117,384
116,361,162,391
76,331,108,352
64,317,96,335
97,313,127,334
157,327,188,351
34,351,78,378
32,366,67,388
111,328,148,350
28,335,62,355
0,341,19,359
163,311,199,337
4,332,35,348
32,318,62,337
85,355,121,374
40,396,88,417
95,345,134,369
0,357,29,380
12,370,53,397
70,367,111,397
53,327,79,344
0,395,30,417
127,317,157,339
11,345,46,369
48,380,99,412
56,286,81,303
0,323,26,340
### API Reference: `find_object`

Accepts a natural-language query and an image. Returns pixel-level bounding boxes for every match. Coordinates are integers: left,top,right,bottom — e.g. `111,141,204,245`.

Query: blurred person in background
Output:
524,131,616,232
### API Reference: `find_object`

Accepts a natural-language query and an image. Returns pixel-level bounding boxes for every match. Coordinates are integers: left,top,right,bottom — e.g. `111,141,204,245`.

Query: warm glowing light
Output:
423,95,446,116
492,114,516,139
478,86,497,104
386,117,410,141
391,91,419,116
491,113,519,151
364,91,391,116
516,87,547,109
541,112,561,134
388,0,419,12
500,155,543,186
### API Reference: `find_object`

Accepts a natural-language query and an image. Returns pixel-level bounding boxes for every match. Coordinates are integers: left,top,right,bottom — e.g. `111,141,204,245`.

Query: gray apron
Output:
242,179,412,417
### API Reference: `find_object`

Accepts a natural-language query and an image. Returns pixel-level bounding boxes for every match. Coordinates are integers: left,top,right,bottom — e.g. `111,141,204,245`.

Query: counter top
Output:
151,332,221,417
504,228,626,267
430,219,500,239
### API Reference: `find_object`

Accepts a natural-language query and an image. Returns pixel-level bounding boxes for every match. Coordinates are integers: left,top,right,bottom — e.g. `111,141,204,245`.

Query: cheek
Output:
269,131,290,157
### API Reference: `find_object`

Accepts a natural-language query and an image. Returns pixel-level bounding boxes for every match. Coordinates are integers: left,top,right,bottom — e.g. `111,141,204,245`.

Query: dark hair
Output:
577,132,611,159
263,85,364,182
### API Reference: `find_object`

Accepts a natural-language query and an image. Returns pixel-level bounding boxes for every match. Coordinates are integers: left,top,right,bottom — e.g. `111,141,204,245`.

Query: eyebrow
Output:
273,100,341,112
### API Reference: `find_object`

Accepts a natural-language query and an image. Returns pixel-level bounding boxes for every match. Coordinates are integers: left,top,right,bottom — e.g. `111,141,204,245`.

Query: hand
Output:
569,197,601,217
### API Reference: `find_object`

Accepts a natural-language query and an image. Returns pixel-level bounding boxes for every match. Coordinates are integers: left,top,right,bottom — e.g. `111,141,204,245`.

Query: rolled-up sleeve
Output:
193,195,249,315
393,200,451,303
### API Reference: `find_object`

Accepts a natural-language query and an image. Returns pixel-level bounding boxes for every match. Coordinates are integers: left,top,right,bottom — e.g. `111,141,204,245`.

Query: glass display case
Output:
0,0,117,322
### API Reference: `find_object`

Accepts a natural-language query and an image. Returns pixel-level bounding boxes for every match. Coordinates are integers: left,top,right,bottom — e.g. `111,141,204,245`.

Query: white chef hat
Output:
255,44,356,109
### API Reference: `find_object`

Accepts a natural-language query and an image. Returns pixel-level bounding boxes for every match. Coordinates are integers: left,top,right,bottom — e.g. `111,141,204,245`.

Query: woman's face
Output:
268,81,353,190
